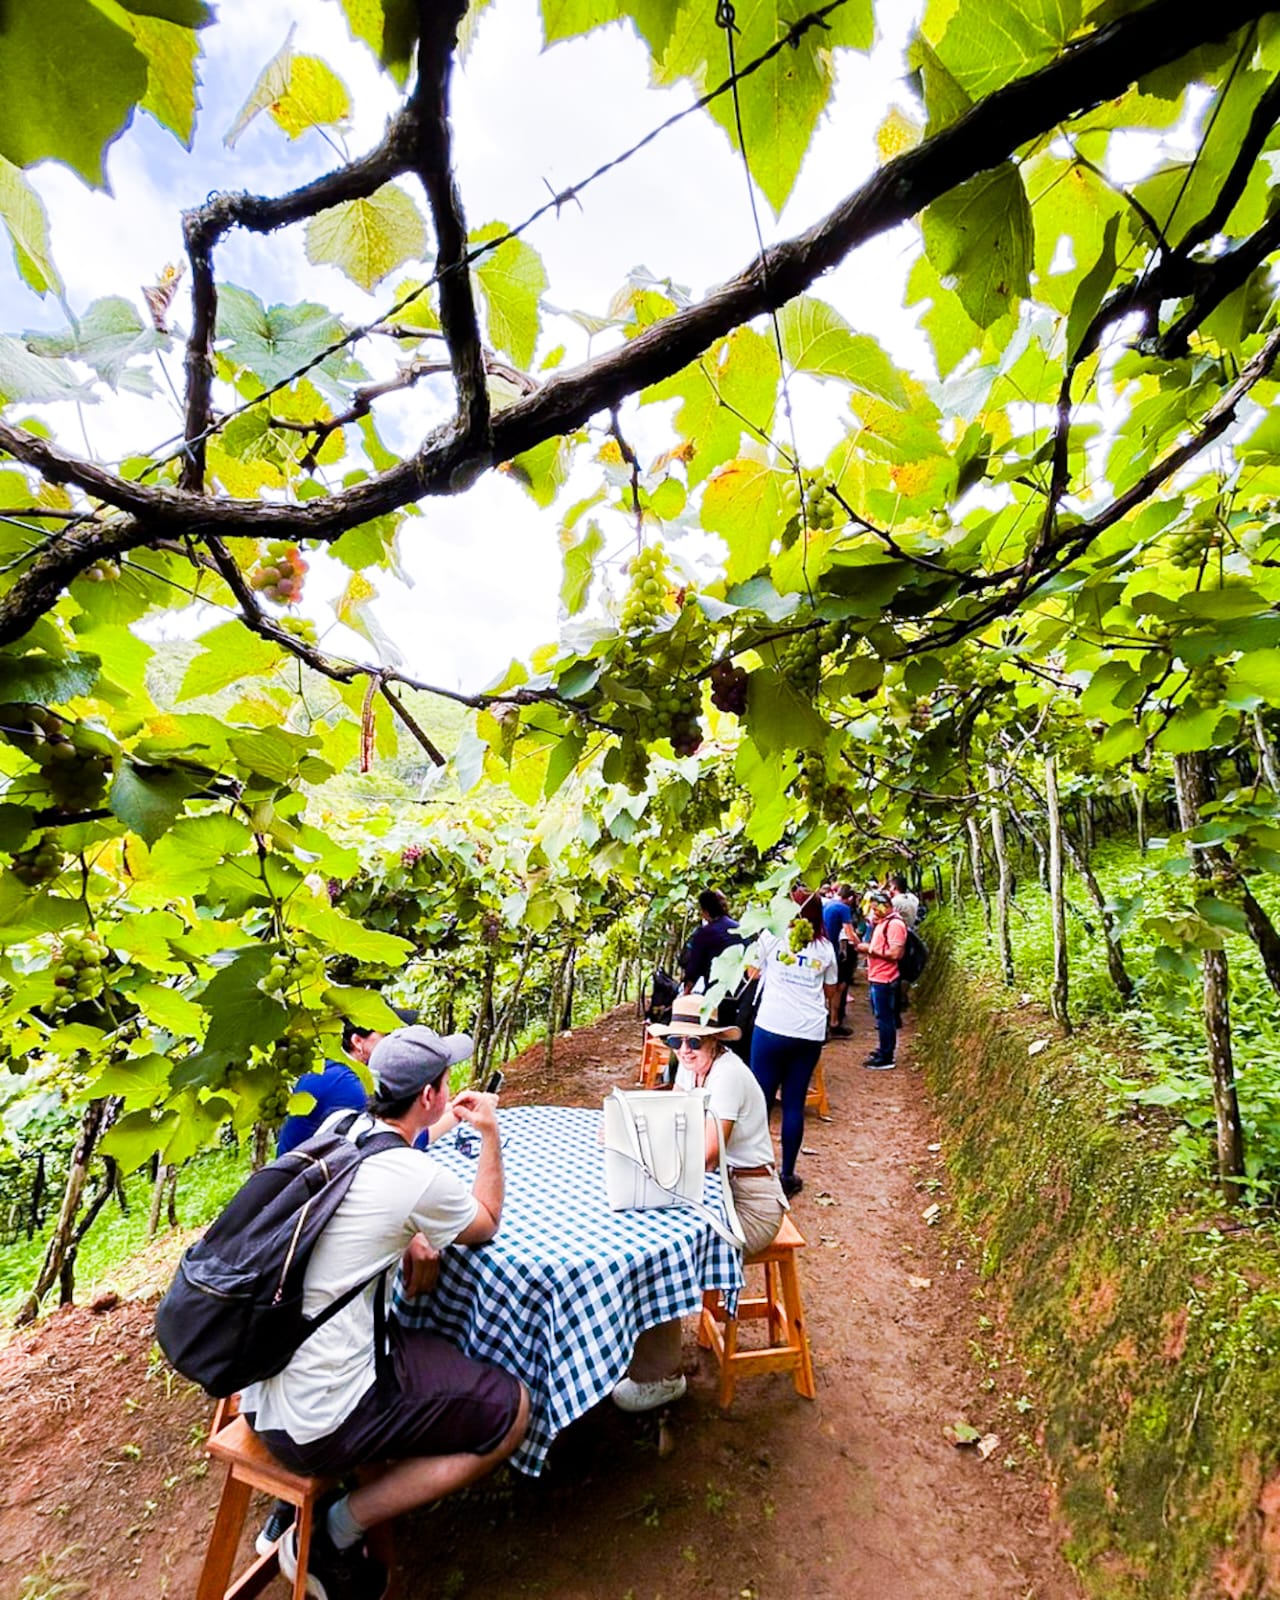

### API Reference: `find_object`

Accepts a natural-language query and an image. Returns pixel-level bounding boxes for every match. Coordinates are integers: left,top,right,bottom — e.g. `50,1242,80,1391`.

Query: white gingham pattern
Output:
392,1104,743,1475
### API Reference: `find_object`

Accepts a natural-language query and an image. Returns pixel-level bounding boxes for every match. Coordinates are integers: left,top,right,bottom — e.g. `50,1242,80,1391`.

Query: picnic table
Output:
393,1103,743,1475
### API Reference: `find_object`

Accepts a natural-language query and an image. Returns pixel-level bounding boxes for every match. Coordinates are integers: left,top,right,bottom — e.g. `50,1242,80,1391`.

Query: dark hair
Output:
796,893,825,941
838,882,855,900
342,1004,419,1054
890,873,909,893
698,889,729,918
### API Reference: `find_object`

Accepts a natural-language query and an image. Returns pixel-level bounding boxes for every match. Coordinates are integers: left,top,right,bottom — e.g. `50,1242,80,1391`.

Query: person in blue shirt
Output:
276,1009,417,1156
821,884,857,1035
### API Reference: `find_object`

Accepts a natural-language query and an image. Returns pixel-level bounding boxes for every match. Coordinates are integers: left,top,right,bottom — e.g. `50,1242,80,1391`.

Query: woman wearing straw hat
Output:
612,994,786,1413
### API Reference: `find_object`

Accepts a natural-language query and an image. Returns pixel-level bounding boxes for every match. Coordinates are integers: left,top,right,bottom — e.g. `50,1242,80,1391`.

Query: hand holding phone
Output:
484,1069,504,1095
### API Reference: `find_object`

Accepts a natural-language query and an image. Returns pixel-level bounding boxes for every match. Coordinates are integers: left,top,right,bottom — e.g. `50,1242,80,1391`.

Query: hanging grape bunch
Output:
797,751,827,803
777,916,814,965
271,1034,316,1094
780,630,823,695
83,558,121,583
709,658,749,716
2,705,112,810
249,539,309,605
1166,525,1216,571
1189,661,1230,707
910,696,932,732
619,545,669,631
262,945,326,999
278,614,318,644
400,843,425,871
51,928,107,1008
11,835,64,886
480,911,504,945
779,470,838,548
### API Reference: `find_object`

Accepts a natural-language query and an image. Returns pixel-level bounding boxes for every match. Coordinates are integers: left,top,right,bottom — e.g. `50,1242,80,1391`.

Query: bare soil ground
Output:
0,995,1084,1600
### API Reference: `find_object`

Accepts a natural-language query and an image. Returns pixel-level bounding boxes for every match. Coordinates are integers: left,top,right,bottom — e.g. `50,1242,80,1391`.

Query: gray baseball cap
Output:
369,1025,474,1098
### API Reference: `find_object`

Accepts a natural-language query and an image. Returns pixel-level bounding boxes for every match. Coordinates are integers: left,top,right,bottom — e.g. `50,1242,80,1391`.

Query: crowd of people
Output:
216,872,922,1599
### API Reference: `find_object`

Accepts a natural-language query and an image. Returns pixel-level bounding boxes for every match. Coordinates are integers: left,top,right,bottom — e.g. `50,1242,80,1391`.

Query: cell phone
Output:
484,1070,505,1095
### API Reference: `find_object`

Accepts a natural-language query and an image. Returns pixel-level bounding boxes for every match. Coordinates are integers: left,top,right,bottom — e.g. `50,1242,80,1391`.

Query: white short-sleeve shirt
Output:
754,930,838,1041
675,1047,774,1169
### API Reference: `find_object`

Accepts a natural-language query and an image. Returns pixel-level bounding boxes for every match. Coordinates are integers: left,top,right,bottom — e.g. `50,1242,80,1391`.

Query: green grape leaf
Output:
0,337,96,405
0,648,101,703
701,457,785,582
0,0,149,187
778,297,907,406
744,667,831,754
290,901,413,965
109,762,204,845
922,164,1034,329
305,184,427,293
100,1108,183,1174
26,298,166,391
199,944,289,1055
216,286,347,388
129,981,207,1037
125,12,201,145
0,157,62,297
544,728,586,798
0,804,37,852
561,519,604,616
472,224,548,369
924,0,1080,101
178,621,284,701
114,0,213,24
336,0,419,84
270,56,352,140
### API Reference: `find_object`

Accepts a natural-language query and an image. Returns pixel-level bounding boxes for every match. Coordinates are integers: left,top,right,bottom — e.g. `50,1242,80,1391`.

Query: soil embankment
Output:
0,995,1081,1600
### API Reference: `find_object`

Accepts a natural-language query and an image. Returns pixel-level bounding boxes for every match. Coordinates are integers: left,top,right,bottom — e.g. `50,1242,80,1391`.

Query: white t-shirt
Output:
242,1112,479,1444
753,931,838,1042
892,891,920,929
674,1047,774,1169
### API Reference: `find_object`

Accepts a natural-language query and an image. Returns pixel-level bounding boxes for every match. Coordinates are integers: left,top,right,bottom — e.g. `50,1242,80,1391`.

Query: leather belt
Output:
729,1164,774,1179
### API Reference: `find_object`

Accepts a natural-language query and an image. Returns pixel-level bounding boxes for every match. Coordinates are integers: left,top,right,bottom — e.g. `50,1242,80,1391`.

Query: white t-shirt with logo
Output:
753,931,838,1042
242,1112,479,1445
675,1047,774,1169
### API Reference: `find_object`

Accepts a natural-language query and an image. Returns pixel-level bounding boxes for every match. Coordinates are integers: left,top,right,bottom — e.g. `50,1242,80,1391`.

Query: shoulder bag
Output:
603,1087,745,1249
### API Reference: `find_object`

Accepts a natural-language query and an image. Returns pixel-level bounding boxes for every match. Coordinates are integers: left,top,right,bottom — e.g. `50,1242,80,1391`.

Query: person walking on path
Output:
822,883,857,1034
746,892,838,1197
854,891,908,1069
679,889,742,998
890,873,920,930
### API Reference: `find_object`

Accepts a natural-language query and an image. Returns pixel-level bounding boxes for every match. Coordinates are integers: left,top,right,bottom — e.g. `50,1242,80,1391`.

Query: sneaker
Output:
828,1024,854,1038
255,1498,296,1557
611,1373,688,1412
780,1174,804,1198
278,1493,387,1600
863,1058,896,1071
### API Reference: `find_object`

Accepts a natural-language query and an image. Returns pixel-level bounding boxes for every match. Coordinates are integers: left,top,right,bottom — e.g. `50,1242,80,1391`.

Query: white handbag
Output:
603,1087,745,1248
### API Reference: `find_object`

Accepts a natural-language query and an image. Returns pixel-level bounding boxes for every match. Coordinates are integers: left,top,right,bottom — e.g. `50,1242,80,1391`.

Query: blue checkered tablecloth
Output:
392,1104,743,1476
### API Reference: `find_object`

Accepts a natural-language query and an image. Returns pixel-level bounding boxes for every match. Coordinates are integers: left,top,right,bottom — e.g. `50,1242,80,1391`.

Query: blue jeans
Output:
868,982,899,1062
749,1025,823,1179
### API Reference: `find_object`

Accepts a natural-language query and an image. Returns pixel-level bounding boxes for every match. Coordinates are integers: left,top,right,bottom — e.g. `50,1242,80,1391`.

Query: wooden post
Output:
1133,779,1147,854
987,765,1014,985
1254,710,1280,792
1174,752,1245,1201
1044,753,1071,1034
965,815,990,934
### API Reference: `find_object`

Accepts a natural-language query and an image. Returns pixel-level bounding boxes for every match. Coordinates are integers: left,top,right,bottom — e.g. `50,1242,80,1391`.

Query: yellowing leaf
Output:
269,55,352,140
305,184,427,292
875,107,921,164
0,156,62,296
472,224,548,369
701,458,785,583
224,27,294,148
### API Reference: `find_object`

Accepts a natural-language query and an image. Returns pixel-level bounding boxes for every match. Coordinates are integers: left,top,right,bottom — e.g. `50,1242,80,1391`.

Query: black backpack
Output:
154,1117,405,1397
898,927,929,984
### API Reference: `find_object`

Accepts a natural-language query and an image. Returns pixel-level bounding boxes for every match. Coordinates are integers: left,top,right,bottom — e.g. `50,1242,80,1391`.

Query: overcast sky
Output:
2,0,927,693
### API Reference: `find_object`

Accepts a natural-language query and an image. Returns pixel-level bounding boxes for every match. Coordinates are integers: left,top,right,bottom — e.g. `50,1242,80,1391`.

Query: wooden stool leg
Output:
780,1253,817,1400
197,1472,254,1600
766,1259,786,1347
291,1499,313,1600
719,1307,739,1409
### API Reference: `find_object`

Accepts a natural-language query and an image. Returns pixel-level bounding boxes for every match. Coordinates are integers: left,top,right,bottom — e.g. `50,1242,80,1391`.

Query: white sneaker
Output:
611,1373,687,1412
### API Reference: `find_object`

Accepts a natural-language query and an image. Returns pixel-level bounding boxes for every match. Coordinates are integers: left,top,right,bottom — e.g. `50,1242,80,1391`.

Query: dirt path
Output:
0,997,1083,1600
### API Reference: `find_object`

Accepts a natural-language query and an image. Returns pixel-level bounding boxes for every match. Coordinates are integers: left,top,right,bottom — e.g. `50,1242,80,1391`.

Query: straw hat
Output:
646,992,741,1042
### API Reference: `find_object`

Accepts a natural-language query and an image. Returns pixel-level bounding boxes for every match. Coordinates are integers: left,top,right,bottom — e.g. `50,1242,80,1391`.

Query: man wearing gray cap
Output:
242,1025,529,1600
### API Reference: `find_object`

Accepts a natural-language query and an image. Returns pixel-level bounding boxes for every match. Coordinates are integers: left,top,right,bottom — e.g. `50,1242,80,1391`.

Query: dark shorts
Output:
250,1324,522,1477
836,945,856,985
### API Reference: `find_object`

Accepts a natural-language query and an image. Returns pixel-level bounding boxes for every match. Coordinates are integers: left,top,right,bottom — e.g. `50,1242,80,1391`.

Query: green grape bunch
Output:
1189,661,1230,707
1,705,112,811
788,917,814,953
780,631,823,695
249,539,310,605
619,545,669,631
83,558,121,583
262,945,326,999
779,470,838,548
1166,526,1216,571
51,928,108,1009
11,834,65,887
271,1034,316,1086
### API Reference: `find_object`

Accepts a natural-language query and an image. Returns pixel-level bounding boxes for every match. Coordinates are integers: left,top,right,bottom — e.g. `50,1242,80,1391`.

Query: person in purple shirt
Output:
679,890,743,997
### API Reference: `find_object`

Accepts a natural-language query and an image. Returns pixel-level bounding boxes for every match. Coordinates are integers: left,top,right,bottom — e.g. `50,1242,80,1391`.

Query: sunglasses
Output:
664,1034,712,1051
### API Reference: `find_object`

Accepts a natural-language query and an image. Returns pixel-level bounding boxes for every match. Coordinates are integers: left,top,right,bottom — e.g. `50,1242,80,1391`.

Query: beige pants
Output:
627,1175,786,1381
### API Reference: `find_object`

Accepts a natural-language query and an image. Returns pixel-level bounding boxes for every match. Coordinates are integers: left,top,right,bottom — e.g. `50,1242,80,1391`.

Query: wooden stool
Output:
698,1213,817,1408
806,1061,831,1118
197,1395,328,1600
638,1034,672,1088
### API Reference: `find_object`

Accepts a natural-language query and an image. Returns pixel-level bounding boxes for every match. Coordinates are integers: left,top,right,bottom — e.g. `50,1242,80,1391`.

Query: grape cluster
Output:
2,705,112,811
11,835,64,886
256,1077,294,1125
616,673,702,757
789,917,814,952
51,929,107,1008
272,1035,316,1081
1190,661,1230,706
910,697,932,732
780,471,838,547
278,615,318,645
262,946,326,999
401,843,425,870
619,546,669,631
1166,527,1216,570
781,632,823,694
709,658,749,716
83,558,121,583
481,912,503,945
249,540,309,605
1146,618,1177,646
